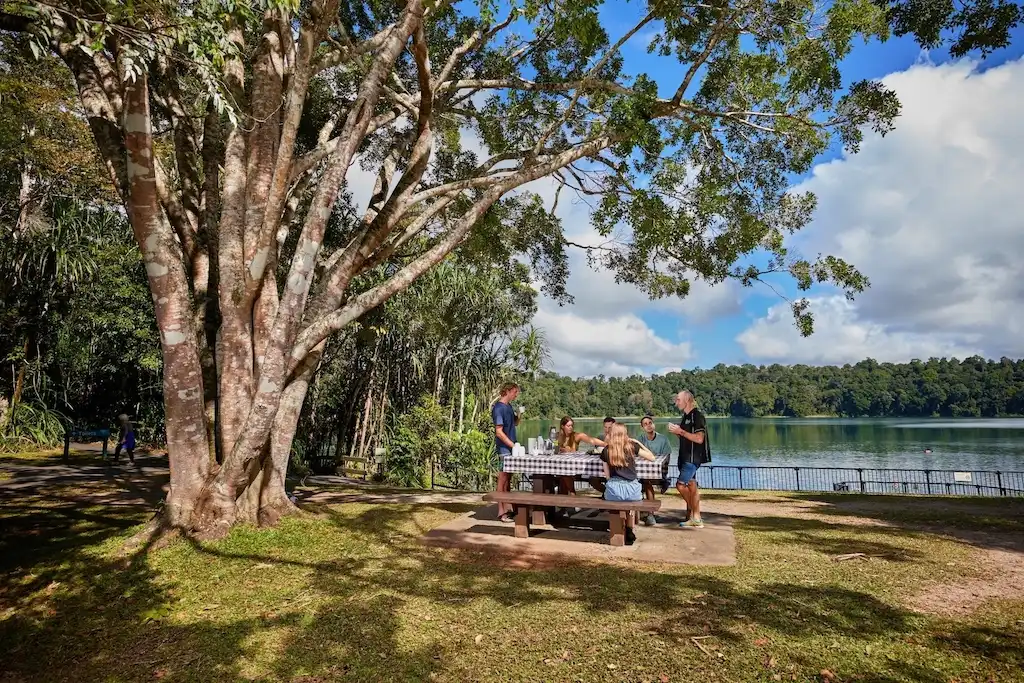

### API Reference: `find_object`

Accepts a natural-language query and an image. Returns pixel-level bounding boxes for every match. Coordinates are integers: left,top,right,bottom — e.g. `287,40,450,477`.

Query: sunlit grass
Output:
1,479,1022,682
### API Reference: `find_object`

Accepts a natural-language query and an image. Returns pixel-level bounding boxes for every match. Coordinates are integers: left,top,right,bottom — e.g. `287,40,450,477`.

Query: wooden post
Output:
63,430,71,464
514,506,530,538
609,512,625,546
530,475,547,525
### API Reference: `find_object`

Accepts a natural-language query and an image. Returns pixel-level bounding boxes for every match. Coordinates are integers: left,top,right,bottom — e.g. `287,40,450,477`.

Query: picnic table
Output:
63,427,112,463
502,451,669,525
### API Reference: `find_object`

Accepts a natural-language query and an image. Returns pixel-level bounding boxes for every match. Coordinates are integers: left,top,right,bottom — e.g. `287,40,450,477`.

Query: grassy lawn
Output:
1,471,1023,683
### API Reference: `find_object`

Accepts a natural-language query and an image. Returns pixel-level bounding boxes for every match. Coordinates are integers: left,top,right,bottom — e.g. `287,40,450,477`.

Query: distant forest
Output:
519,357,1024,419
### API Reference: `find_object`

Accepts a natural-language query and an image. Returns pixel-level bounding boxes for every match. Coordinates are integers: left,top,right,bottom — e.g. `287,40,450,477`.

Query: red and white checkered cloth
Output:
502,452,668,479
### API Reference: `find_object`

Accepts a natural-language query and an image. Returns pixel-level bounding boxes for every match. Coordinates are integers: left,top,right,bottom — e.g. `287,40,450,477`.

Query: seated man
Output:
588,416,616,495
637,415,672,525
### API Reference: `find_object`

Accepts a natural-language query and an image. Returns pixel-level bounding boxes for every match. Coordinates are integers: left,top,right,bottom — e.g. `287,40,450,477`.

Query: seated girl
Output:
554,416,605,496
600,423,656,543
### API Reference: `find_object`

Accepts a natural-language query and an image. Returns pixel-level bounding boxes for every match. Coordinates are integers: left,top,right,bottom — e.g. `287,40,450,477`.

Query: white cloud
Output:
739,57,1024,364
535,308,693,377
737,296,983,364
523,175,743,377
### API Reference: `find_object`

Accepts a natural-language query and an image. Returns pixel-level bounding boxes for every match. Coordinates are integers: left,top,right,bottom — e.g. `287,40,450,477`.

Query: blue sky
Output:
529,4,1024,376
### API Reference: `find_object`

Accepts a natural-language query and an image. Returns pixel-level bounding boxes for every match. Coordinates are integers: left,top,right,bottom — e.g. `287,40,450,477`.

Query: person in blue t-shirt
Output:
491,382,519,523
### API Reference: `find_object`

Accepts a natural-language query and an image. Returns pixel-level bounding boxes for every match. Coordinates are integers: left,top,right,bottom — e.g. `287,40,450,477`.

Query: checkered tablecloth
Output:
502,452,668,479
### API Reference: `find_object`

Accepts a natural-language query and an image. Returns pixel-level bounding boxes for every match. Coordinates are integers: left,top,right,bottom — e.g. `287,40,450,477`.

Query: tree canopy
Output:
520,356,1024,419
1,0,1019,535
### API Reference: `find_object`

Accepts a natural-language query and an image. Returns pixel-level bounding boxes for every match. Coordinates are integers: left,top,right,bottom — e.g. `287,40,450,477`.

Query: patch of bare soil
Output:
908,543,1024,617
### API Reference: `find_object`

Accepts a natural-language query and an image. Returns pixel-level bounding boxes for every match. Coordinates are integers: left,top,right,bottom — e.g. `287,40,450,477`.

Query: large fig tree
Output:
1,0,1016,536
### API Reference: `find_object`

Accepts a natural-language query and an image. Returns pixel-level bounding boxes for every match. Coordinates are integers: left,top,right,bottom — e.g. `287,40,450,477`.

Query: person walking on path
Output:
667,391,710,528
113,413,136,464
637,415,671,526
491,382,520,523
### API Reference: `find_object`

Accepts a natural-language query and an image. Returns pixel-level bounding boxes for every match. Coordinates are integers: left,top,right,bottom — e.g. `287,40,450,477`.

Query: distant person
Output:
600,423,656,545
491,382,520,523
589,417,617,495
637,415,671,526
113,413,136,465
555,416,606,497
667,391,710,528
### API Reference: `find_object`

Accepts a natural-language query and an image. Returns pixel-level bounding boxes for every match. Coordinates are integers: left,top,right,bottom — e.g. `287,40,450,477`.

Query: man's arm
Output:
680,431,705,444
495,425,515,449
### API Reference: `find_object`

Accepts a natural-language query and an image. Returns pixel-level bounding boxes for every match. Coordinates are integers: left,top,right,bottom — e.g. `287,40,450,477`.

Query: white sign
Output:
953,472,972,483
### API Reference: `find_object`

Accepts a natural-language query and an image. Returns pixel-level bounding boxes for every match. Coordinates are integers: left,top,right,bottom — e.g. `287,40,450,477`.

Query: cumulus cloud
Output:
737,296,983,364
739,57,1024,364
522,173,744,376
535,308,694,377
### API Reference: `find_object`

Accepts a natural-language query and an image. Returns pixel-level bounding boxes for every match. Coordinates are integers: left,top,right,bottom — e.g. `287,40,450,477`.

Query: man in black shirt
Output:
667,390,709,528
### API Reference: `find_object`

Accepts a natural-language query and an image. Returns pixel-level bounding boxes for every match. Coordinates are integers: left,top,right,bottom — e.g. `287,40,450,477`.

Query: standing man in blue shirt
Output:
492,382,520,523
667,390,710,528
637,415,671,526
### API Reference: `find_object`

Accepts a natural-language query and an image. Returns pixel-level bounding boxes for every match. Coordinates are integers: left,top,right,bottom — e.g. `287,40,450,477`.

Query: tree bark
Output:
122,73,210,529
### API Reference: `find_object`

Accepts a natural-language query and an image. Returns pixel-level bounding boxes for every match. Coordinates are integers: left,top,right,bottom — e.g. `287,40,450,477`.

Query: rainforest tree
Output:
2,0,1018,536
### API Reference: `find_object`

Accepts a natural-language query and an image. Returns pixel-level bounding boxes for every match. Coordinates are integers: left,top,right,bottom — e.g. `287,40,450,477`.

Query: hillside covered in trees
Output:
520,358,1024,419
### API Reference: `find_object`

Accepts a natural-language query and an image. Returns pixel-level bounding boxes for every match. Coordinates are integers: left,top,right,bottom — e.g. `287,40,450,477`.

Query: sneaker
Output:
625,529,637,546
679,518,704,528
499,513,516,524
643,514,657,526
659,479,670,494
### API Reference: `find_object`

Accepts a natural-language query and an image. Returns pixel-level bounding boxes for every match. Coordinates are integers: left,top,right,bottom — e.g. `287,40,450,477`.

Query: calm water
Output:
518,417,1024,473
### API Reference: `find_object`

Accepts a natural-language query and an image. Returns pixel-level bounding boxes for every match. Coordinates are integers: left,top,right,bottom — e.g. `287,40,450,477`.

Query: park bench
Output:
482,491,661,547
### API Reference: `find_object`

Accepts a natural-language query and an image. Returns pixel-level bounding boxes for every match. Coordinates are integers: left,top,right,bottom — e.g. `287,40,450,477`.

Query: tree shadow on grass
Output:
4,490,1023,682
736,515,927,562
798,493,1024,554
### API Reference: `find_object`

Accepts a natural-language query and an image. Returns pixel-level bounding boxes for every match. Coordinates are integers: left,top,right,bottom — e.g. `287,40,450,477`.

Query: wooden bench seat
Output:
483,491,661,546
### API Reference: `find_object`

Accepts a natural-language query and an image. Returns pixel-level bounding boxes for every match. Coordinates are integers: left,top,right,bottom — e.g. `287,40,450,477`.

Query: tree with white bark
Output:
2,0,1017,537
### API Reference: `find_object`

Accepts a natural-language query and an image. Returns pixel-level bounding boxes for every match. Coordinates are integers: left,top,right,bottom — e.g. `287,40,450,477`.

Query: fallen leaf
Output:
201,604,221,611
562,650,571,660
821,670,836,681
755,637,770,647
607,663,618,670
424,615,433,621
253,563,272,569
764,656,777,669
772,675,781,682
659,675,670,683
474,634,483,645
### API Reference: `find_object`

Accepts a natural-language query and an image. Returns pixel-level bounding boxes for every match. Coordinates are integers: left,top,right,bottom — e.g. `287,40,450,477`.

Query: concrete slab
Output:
421,499,735,567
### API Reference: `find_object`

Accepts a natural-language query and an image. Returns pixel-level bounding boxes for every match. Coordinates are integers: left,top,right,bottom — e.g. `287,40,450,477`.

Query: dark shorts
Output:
676,461,699,486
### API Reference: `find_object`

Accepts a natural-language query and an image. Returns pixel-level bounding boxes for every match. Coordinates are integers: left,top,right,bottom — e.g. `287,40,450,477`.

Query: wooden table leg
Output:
609,512,625,546
530,475,548,526
514,505,530,538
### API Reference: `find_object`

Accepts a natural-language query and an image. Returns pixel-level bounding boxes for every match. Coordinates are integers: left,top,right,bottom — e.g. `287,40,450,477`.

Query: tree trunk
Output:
122,74,211,530
10,335,30,410
458,374,466,433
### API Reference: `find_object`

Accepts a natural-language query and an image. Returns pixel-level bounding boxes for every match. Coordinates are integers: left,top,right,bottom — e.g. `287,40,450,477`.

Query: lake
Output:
517,417,1024,473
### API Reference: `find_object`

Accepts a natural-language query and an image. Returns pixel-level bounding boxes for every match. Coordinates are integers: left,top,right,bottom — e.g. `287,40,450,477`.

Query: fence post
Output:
63,430,71,464
710,466,715,489
924,470,931,495
857,469,865,493
795,467,801,492
997,471,1004,496
738,467,744,490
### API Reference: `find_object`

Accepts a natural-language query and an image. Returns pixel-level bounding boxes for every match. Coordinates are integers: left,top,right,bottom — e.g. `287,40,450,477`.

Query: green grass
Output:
1,479,1023,682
